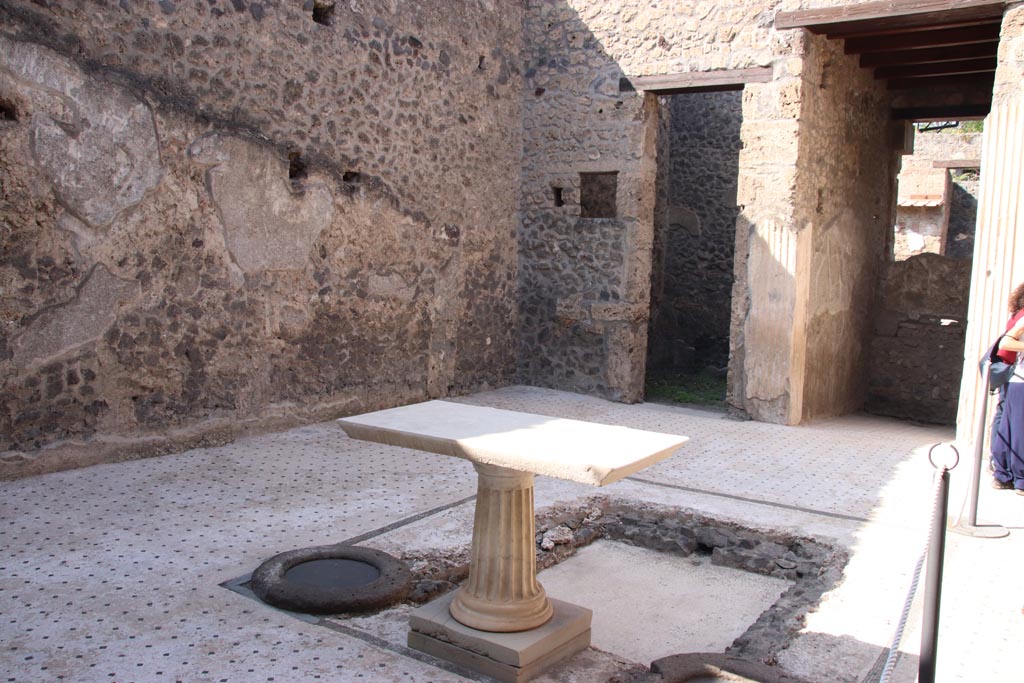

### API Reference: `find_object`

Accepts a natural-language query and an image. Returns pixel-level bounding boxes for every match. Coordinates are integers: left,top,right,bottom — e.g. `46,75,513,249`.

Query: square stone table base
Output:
408,593,592,683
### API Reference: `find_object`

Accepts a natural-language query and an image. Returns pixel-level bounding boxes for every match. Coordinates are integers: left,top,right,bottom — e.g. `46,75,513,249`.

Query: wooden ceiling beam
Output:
844,22,1002,53
825,18,997,40
776,0,1006,32
887,71,995,89
875,56,997,78
891,104,990,119
859,41,998,67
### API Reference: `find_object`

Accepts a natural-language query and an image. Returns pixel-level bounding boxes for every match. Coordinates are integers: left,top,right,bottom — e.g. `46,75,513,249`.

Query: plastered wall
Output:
793,34,895,423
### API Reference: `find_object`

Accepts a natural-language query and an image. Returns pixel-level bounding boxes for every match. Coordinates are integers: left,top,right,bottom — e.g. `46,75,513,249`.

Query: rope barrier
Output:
877,444,958,683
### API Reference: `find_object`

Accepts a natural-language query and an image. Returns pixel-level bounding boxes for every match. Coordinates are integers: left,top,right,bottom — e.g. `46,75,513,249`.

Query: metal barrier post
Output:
919,464,950,683
952,366,1009,538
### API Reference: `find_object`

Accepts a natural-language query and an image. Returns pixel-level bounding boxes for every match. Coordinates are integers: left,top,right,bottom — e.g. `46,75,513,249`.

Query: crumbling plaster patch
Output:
11,265,139,369
0,35,163,231
188,133,335,273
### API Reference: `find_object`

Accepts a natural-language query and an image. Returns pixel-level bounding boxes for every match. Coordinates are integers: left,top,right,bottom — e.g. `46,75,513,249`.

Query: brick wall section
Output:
893,129,981,261
866,254,971,425
0,0,524,476
648,92,741,374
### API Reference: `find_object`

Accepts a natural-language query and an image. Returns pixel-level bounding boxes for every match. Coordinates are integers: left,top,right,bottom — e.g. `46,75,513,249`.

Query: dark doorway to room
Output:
646,91,741,408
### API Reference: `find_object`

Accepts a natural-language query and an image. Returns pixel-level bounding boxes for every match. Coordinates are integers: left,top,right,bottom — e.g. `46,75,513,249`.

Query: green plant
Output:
645,368,727,407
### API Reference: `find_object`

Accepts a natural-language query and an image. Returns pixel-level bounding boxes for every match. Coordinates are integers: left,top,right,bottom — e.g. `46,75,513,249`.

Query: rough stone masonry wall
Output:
865,254,970,424
792,33,895,422
648,92,742,376
0,0,524,477
518,0,804,404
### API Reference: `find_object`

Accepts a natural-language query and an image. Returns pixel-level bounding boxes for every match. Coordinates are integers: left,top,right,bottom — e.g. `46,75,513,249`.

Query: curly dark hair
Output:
1010,282,1024,316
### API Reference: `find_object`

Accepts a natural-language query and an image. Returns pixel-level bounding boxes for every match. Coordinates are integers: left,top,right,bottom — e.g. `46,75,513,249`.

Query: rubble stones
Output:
865,253,970,425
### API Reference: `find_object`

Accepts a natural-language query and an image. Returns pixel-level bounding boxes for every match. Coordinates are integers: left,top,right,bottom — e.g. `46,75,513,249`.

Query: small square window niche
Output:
580,171,618,218
552,186,565,207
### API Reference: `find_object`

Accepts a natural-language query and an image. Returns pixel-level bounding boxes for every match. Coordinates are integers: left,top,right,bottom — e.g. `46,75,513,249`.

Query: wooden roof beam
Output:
887,71,995,89
860,41,999,67
844,22,1002,53
875,56,997,78
891,104,991,119
776,0,1006,32
933,159,982,167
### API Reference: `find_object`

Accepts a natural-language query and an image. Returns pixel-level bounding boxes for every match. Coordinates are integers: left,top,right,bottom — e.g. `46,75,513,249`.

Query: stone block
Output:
409,592,591,683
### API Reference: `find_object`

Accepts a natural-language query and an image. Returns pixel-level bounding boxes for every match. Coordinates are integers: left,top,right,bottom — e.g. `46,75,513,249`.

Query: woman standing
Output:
992,283,1024,494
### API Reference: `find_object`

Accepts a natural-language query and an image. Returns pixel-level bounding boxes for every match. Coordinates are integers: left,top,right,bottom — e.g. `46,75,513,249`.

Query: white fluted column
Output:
449,463,553,632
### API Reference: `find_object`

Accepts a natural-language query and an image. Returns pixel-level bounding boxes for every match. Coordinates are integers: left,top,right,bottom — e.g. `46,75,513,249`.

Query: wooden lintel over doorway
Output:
626,67,773,95
932,158,982,168
891,103,991,119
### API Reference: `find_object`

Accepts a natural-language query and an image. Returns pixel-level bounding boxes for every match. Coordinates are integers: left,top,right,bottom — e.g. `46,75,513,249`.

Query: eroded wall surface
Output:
0,0,524,476
866,254,970,424
791,34,895,423
648,92,741,376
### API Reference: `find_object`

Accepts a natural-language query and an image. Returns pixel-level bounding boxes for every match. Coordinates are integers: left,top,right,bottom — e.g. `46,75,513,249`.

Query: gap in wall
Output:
645,91,742,407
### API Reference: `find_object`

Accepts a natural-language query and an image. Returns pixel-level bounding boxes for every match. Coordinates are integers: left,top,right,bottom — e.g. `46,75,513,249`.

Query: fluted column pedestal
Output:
449,463,553,632
407,461,592,683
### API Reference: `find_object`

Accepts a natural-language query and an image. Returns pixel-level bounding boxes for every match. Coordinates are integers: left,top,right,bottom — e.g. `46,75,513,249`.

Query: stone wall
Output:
648,92,741,376
794,34,896,423
947,172,979,260
517,0,804,404
0,0,524,476
866,254,971,424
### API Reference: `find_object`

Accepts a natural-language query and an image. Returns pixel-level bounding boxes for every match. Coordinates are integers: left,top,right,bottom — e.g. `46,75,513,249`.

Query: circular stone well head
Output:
251,544,411,615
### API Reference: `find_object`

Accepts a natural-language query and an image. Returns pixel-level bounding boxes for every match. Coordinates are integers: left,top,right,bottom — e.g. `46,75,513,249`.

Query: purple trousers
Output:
992,380,1024,489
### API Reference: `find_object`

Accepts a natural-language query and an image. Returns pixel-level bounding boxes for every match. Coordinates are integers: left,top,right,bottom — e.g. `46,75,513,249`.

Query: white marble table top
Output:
337,400,687,486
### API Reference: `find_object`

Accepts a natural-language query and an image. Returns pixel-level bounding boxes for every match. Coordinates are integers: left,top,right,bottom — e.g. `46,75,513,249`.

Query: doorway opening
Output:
863,120,981,425
646,91,742,408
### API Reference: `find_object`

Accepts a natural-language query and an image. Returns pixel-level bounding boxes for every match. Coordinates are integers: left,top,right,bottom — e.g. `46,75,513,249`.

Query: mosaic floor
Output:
2,386,1022,682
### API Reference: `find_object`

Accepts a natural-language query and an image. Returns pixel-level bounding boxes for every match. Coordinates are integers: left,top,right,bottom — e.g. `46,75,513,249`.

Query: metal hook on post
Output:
951,366,1009,538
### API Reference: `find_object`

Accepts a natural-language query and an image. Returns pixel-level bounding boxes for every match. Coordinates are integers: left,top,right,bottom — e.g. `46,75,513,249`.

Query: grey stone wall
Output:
0,0,524,476
517,0,804,404
648,92,741,375
946,173,979,260
865,254,971,425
